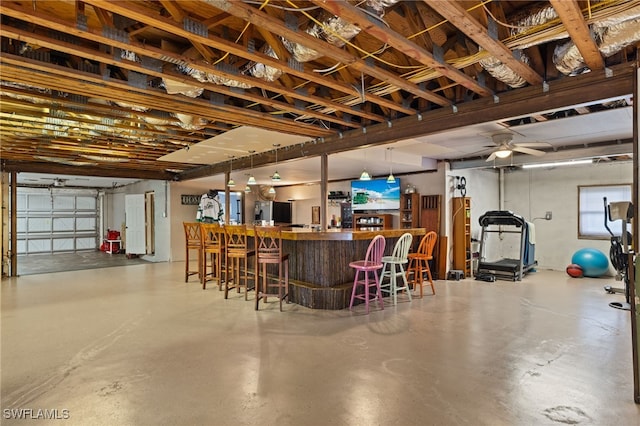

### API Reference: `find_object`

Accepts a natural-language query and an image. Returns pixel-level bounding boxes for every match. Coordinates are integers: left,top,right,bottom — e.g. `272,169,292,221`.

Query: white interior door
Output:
125,194,146,255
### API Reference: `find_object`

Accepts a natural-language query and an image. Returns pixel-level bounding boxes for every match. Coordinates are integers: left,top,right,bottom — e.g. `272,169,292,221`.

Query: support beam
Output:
549,0,605,71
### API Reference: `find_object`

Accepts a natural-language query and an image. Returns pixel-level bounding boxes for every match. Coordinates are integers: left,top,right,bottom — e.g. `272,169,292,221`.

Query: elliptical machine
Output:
603,197,633,311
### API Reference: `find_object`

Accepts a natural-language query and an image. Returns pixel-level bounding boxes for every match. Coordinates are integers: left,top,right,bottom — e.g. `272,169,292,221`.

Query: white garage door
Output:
17,188,98,254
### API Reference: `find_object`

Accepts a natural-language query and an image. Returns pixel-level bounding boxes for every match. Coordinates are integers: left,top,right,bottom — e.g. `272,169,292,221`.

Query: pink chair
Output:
349,235,386,314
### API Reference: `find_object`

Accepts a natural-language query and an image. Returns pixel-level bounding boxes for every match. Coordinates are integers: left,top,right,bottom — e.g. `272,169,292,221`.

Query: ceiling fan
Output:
484,131,550,162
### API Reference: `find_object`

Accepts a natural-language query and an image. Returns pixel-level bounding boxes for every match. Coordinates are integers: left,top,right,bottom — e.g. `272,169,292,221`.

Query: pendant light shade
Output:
247,150,257,185
271,144,281,182
244,185,251,193
359,148,370,180
268,186,276,195
386,147,396,183
227,155,235,187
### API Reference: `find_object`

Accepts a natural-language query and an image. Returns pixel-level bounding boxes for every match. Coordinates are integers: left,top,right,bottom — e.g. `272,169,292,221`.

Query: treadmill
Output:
476,210,537,281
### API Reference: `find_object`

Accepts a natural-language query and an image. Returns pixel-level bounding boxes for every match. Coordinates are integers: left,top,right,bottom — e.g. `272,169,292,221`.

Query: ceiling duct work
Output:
282,12,362,63
177,63,252,89
554,9,640,75
173,113,207,131
479,53,530,88
247,45,283,82
161,77,204,98
480,2,640,87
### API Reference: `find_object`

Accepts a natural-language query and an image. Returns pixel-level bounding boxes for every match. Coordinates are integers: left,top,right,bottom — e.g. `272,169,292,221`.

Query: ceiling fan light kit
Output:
495,149,512,159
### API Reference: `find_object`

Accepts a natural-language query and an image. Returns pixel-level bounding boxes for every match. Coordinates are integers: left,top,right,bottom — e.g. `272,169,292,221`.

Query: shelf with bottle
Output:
400,192,420,228
352,213,392,230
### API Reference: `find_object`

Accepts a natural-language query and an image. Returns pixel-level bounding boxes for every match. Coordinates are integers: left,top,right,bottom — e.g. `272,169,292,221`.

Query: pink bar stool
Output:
349,235,386,314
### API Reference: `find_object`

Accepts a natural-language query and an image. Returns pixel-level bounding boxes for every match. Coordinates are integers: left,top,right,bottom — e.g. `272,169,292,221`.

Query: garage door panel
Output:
28,217,52,232
28,239,52,253
75,238,95,250
53,217,74,231
27,194,52,211
17,217,27,233
76,217,96,231
53,196,75,210
76,197,96,210
53,238,75,251
17,189,98,255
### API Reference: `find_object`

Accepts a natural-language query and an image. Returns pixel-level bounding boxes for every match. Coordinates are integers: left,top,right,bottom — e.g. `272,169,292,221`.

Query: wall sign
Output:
181,194,201,205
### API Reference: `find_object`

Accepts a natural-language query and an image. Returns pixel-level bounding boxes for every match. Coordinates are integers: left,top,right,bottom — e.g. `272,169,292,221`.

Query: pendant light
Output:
227,155,235,187
359,149,371,180
359,169,371,181
268,186,276,195
386,147,396,184
247,150,257,185
271,144,281,182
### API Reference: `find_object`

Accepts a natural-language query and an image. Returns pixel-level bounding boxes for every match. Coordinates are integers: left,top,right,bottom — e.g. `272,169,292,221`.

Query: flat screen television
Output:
351,178,401,211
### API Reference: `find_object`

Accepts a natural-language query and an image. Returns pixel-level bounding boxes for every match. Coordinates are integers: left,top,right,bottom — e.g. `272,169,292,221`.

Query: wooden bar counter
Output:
247,227,426,310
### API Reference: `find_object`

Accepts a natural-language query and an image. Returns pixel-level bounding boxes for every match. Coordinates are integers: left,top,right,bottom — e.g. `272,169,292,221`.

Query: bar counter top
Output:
251,227,426,241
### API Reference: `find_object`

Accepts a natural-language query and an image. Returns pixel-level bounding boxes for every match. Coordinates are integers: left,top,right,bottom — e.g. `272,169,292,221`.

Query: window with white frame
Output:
578,184,632,239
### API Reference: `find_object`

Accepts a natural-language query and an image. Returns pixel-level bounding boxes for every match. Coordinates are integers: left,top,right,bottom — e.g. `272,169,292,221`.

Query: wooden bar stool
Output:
349,235,386,314
183,222,202,283
380,232,413,305
254,226,289,311
200,222,225,290
406,231,437,298
223,225,255,300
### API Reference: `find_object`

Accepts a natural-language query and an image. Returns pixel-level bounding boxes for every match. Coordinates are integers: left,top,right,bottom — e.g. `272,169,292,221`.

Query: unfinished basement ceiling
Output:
1,0,638,184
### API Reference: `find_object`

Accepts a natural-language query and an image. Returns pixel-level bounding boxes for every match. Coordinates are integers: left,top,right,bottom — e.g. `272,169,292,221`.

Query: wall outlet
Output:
545,211,552,220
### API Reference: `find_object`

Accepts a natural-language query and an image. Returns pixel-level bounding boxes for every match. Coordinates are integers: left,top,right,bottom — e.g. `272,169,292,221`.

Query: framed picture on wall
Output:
311,206,320,224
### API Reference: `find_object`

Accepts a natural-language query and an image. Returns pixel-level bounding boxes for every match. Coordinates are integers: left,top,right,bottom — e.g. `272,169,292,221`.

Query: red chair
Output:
349,235,386,314
406,231,437,298
254,226,289,311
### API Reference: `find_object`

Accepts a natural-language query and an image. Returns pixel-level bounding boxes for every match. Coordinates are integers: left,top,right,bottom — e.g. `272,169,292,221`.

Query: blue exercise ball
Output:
571,248,609,277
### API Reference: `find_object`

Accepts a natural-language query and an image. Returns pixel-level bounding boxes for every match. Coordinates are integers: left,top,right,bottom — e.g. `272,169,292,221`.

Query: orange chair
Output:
200,222,225,290
254,226,289,311
349,235,386,314
223,225,255,300
406,231,437,298
183,222,202,283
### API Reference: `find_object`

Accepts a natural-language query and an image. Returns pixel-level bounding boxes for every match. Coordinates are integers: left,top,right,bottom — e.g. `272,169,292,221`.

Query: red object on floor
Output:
566,263,584,278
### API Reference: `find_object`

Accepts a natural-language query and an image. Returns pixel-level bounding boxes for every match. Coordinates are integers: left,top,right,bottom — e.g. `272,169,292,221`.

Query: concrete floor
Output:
1,263,638,426
17,250,149,276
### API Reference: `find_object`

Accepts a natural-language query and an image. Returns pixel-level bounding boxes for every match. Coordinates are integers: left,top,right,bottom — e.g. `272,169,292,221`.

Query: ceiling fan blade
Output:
514,141,552,148
513,146,546,156
485,151,498,162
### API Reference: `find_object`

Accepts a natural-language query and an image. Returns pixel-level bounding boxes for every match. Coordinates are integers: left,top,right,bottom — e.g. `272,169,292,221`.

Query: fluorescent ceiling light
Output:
522,159,593,169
